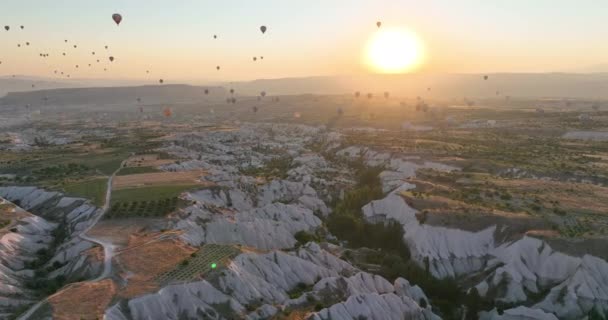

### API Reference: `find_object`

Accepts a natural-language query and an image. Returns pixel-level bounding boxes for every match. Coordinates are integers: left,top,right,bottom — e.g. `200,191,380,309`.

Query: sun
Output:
366,27,424,73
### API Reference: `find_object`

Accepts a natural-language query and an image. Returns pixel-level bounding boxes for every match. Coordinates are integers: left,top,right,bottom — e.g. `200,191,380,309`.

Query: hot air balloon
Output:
97,59,100,63
216,66,220,70
204,89,209,95
25,42,30,46
88,64,91,67
376,21,381,28
337,107,343,115
63,53,66,56
64,39,68,43
260,56,264,60
146,70,149,73
213,35,217,39
260,91,266,97
252,106,258,113
92,51,95,55
17,44,21,47
103,68,107,71
367,93,373,99
105,45,108,49
230,89,234,94
109,56,114,62
484,75,488,80
163,107,172,118
384,92,389,99
294,112,301,118
20,26,24,30
136,97,141,103
54,70,57,74
260,26,267,34
231,97,237,104
75,65,79,68
4,26,9,31
253,57,257,61
112,13,122,26
355,91,360,98
73,45,77,48
32,84,35,88
159,79,164,84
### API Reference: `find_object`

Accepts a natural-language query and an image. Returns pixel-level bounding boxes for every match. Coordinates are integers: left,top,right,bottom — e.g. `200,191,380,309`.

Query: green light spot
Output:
211,263,217,269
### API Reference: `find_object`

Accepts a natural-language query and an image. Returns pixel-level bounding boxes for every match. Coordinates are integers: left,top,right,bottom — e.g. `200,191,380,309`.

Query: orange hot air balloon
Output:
112,13,122,25
163,107,172,118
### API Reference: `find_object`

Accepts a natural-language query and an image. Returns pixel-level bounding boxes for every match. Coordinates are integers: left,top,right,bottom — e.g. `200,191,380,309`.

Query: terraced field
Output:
155,244,241,286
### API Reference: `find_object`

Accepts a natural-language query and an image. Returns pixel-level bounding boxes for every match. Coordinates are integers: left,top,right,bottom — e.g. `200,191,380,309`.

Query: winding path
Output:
17,163,123,320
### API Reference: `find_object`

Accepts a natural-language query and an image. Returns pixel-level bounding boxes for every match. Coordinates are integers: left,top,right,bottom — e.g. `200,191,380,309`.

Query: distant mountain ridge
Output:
0,84,227,107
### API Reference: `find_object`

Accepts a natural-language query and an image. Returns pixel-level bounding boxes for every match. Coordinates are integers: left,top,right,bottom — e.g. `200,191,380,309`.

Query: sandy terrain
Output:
112,170,207,189
48,279,116,320
114,231,195,298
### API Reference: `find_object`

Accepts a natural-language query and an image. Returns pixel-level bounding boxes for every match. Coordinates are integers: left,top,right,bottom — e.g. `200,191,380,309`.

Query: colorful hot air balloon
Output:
109,56,114,62
260,25,267,34
376,21,382,28
112,13,122,25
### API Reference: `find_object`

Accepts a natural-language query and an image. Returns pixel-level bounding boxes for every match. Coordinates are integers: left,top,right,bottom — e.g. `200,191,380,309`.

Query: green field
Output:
62,178,108,207
111,185,200,203
116,166,161,176
107,184,200,218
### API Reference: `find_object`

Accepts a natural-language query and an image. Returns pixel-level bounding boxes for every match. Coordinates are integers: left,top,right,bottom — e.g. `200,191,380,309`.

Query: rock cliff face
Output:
353,150,608,319
105,243,438,320
0,187,102,318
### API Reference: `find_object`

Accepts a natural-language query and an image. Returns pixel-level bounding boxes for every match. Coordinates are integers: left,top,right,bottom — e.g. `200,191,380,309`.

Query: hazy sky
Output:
1,0,607,82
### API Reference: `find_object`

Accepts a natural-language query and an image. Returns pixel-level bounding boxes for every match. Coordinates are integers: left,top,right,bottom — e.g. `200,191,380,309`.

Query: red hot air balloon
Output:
109,56,115,62
112,13,122,26
260,25,267,34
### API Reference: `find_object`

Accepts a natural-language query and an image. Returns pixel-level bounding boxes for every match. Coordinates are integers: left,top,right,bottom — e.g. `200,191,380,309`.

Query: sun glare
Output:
366,27,424,73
